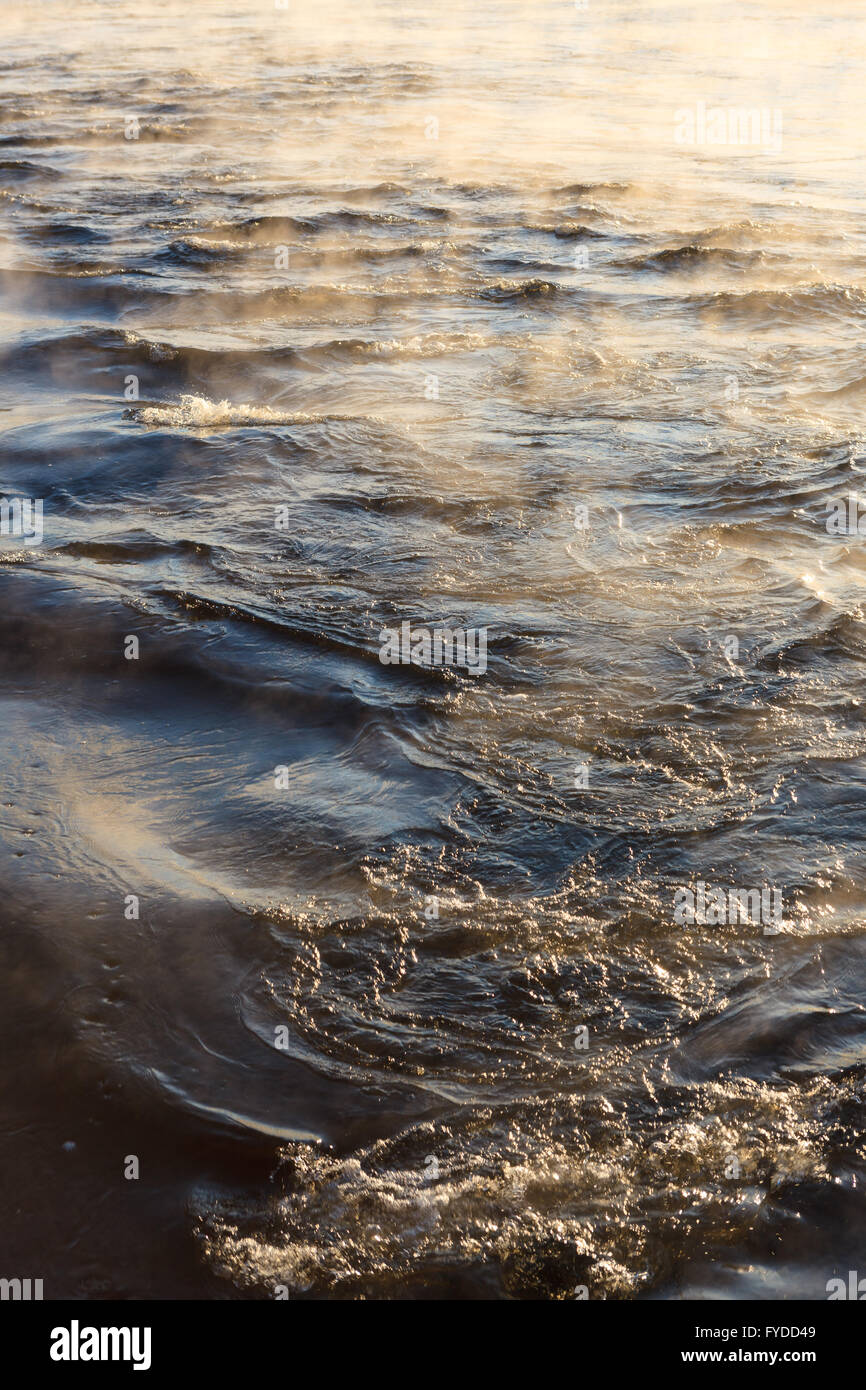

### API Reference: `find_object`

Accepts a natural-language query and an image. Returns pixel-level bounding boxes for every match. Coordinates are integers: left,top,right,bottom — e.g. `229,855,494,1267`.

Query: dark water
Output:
2,0,866,1299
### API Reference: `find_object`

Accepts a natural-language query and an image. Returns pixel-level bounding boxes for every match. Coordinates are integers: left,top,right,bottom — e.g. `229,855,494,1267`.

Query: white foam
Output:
134,394,316,428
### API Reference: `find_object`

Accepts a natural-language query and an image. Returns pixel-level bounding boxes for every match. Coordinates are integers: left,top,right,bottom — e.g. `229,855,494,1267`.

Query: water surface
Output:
2,0,866,1299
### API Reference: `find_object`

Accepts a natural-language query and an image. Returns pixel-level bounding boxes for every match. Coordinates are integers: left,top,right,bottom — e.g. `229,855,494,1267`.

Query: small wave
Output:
552,181,632,196
329,239,456,263
155,236,248,267
314,209,417,229
0,124,192,148
309,330,487,362
807,374,866,402
0,158,62,180
479,278,559,303
227,214,318,238
25,221,109,245
340,182,411,201
541,223,605,240
227,209,418,242
5,326,487,384
682,283,866,325
129,394,367,429
757,611,866,669
621,244,768,273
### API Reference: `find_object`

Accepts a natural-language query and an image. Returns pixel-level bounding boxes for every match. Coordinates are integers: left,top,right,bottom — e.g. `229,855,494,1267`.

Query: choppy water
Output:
2,0,866,1299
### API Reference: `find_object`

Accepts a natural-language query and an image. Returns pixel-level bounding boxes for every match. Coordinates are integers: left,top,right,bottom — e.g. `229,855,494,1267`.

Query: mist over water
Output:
2,0,866,1299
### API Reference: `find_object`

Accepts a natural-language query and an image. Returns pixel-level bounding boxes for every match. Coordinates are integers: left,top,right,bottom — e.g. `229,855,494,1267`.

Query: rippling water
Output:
3,0,866,1300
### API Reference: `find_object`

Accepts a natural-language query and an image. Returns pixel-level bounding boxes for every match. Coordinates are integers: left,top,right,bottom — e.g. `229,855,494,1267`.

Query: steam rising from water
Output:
2,0,866,1300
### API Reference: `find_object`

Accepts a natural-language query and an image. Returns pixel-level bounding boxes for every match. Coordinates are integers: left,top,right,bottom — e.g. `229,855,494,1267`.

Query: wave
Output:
128,394,376,428
29,220,110,245
756,611,866,669
3,328,490,390
678,283,866,325
311,329,487,360
0,267,443,321
806,374,866,401
479,278,560,302
620,243,769,272
155,236,462,270
552,181,632,196
155,236,249,267
226,209,423,241
0,158,63,179
534,222,605,240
